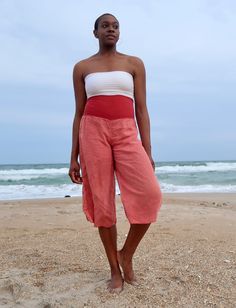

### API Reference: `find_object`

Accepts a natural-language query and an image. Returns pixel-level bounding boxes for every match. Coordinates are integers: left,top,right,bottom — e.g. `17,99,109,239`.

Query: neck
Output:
98,44,117,56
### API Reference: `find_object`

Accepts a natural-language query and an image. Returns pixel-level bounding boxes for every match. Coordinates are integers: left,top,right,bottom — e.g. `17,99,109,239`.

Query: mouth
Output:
106,35,116,39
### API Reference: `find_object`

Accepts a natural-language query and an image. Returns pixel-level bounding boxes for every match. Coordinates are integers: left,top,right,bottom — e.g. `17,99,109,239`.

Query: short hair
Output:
94,13,119,30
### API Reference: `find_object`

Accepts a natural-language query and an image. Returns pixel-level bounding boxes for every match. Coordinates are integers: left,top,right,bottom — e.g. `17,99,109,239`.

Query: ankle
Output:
111,270,122,278
110,265,121,276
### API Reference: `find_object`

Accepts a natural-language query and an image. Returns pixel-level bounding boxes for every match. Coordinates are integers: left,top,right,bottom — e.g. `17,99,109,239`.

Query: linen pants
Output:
79,111,162,228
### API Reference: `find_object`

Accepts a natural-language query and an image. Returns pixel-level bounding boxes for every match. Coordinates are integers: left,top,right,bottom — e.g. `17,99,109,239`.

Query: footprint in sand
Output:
0,279,23,304
57,210,70,215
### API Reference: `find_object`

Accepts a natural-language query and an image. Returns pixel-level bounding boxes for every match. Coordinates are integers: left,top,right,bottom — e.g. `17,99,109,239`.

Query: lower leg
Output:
122,224,151,259
118,223,151,283
98,224,123,291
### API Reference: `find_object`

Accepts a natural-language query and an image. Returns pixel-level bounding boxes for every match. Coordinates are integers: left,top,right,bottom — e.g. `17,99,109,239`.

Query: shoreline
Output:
0,193,235,307
1,192,236,204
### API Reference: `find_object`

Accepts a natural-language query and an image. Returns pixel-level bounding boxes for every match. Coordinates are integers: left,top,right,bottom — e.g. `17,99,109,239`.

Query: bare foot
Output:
117,250,138,285
107,272,124,294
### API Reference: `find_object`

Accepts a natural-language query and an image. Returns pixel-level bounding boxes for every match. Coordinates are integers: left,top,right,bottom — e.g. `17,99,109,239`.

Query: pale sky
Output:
0,0,236,164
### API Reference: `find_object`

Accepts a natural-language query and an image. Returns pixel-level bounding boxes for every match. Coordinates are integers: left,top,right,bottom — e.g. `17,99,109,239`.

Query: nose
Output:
107,25,115,32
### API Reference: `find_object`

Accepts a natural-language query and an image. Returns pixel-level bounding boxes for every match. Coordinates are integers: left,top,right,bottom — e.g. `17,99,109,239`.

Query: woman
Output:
69,13,162,293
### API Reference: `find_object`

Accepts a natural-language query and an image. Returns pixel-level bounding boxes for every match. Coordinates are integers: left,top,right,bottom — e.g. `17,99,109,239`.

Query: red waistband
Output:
84,95,134,120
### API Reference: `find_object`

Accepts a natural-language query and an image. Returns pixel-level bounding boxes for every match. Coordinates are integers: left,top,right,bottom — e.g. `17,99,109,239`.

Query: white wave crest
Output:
156,162,236,173
0,184,81,200
0,168,69,181
0,182,235,201
161,182,236,192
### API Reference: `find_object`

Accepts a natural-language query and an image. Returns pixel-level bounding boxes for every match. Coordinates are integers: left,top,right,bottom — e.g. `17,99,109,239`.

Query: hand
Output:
68,161,83,184
148,155,156,171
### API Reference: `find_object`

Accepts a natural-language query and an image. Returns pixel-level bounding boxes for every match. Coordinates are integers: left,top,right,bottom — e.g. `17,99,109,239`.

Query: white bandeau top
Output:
84,71,134,100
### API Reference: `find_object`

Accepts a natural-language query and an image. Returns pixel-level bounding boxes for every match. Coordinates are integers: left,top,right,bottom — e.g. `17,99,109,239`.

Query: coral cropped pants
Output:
79,95,162,227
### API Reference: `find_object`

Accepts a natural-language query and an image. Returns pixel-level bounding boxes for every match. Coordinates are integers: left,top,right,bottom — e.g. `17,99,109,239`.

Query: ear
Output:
93,30,98,38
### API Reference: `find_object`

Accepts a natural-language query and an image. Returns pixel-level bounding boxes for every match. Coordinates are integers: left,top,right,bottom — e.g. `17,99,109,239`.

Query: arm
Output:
69,62,87,183
133,57,155,170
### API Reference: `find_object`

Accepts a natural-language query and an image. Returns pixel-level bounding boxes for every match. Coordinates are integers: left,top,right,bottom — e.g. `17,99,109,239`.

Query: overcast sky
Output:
0,0,235,164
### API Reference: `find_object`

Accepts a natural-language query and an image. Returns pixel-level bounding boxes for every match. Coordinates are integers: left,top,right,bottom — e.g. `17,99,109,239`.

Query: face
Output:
94,15,120,46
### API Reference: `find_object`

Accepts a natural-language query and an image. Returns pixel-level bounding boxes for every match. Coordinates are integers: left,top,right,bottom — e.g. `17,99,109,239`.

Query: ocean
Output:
0,160,236,200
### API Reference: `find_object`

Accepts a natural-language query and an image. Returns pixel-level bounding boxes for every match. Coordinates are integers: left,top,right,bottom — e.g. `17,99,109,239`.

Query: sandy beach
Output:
0,193,235,307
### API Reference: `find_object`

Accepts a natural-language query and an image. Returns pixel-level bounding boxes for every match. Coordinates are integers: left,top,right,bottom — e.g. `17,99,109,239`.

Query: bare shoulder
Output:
115,52,145,77
127,55,145,77
118,52,144,64
73,55,98,78
73,60,85,79
128,55,145,66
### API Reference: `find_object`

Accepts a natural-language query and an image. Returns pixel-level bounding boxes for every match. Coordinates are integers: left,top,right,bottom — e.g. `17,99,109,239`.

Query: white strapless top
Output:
84,71,134,100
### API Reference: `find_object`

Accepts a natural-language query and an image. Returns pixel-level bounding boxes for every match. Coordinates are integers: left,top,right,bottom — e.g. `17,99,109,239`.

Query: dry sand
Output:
0,193,235,307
